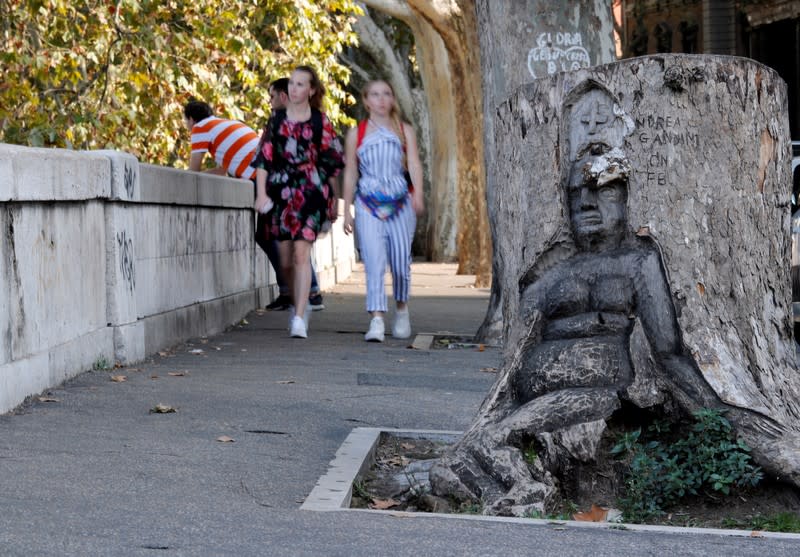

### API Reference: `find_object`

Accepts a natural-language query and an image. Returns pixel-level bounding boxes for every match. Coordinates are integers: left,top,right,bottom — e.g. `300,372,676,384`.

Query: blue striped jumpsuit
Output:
355,124,416,313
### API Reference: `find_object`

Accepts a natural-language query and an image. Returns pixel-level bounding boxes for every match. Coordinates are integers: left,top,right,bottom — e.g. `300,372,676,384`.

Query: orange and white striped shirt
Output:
191,116,259,180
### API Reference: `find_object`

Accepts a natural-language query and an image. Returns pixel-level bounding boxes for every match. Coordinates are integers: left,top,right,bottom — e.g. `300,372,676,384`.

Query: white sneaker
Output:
290,316,307,338
364,316,385,342
392,309,411,339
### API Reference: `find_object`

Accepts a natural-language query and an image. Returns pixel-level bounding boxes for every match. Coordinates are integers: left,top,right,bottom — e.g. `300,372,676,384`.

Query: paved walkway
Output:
1,264,798,556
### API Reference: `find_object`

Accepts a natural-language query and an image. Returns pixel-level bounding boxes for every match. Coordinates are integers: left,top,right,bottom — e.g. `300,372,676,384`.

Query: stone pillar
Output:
96,151,145,364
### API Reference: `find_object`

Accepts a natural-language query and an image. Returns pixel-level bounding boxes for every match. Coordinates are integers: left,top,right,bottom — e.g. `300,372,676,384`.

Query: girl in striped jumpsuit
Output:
342,80,425,342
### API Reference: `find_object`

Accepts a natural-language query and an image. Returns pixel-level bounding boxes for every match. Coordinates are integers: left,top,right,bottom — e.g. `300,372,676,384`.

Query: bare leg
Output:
278,240,294,306
292,240,312,317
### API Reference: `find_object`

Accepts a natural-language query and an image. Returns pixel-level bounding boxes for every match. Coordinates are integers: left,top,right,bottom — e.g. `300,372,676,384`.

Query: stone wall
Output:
0,144,355,414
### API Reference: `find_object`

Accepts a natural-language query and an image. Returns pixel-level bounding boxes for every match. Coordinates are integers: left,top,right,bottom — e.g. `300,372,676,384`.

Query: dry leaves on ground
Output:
150,403,176,414
110,375,127,382
37,396,60,403
168,371,188,377
573,504,609,522
370,498,401,510
480,367,498,373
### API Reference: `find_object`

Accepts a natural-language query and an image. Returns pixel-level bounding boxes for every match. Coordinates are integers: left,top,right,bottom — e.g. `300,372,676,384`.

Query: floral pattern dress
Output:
252,111,344,241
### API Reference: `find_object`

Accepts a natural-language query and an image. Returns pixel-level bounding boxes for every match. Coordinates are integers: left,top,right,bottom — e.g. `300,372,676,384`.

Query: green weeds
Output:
612,409,763,523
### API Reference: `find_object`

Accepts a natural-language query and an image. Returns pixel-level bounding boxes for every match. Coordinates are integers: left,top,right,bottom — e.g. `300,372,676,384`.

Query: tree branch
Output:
352,10,415,119
360,0,412,22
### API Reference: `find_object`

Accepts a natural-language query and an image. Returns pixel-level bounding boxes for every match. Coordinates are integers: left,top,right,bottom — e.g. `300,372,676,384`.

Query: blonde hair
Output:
362,79,407,153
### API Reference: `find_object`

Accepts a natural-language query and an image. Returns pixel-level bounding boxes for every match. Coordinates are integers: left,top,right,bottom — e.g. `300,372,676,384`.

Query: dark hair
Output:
183,100,213,122
270,78,289,95
294,65,324,110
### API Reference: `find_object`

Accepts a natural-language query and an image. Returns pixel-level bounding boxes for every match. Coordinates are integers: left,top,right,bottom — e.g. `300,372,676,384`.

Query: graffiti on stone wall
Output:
116,230,135,293
123,163,136,198
527,31,590,79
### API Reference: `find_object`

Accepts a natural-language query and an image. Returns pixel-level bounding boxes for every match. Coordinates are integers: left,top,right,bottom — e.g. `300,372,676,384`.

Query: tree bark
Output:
360,0,490,284
474,0,617,342
430,54,800,515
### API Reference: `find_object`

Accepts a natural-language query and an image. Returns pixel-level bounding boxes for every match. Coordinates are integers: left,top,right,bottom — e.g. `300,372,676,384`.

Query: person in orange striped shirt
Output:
183,100,260,179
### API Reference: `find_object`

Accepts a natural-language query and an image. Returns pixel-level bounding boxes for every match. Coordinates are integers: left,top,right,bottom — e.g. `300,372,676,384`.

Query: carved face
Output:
567,155,628,250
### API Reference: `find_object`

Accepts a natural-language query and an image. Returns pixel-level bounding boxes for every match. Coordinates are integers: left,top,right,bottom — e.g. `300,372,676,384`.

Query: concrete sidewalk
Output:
1,263,798,556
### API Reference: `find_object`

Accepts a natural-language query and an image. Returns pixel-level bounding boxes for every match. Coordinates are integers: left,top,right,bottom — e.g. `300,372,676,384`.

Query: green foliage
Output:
524,500,579,521
351,479,372,500
1,0,361,166
612,409,764,523
523,444,538,466
457,502,482,514
723,512,800,533
92,356,111,370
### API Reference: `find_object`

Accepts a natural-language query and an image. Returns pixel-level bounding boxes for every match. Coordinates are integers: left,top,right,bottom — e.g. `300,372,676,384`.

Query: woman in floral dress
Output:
253,65,344,338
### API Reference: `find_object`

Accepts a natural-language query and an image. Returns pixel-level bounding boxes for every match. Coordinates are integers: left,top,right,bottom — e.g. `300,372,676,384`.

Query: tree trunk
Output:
359,0,490,284
348,11,433,256
474,0,617,342
430,54,800,516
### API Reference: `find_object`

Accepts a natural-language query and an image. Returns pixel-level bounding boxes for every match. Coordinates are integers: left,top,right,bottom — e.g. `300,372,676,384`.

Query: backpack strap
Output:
311,108,323,152
270,108,287,139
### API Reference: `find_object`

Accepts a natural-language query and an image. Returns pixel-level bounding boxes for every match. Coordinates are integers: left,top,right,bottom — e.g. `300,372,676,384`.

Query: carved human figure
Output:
429,93,784,515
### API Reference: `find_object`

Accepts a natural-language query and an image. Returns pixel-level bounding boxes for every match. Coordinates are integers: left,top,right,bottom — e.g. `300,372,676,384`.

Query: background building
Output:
615,0,800,138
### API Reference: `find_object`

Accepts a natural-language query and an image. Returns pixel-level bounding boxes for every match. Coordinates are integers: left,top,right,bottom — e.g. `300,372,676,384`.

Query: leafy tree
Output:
0,0,361,166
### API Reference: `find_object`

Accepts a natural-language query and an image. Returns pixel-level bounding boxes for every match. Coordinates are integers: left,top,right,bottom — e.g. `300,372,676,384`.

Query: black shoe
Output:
309,293,325,311
265,295,291,311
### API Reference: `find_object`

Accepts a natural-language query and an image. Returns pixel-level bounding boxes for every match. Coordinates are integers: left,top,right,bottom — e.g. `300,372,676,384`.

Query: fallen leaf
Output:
168,371,188,377
150,374,159,379
480,367,498,373
478,344,485,352
110,375,127,382
389,512,413,518
276,380,295,384
216,435,235,443
189,349,204,355
396,358,406,362
37,396,60,403
369,498,401,510
240,319,249,325
200,339,209,344
150,403,176,414
573,504,609,522
750,531,765,538
400,442,415,450
385,455,410,467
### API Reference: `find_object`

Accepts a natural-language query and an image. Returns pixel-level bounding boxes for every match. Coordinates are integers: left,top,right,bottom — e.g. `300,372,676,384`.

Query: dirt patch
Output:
350,433,800,531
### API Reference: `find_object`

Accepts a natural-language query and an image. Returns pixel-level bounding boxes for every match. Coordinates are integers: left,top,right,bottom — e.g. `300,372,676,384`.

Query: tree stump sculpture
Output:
429,54,800,516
